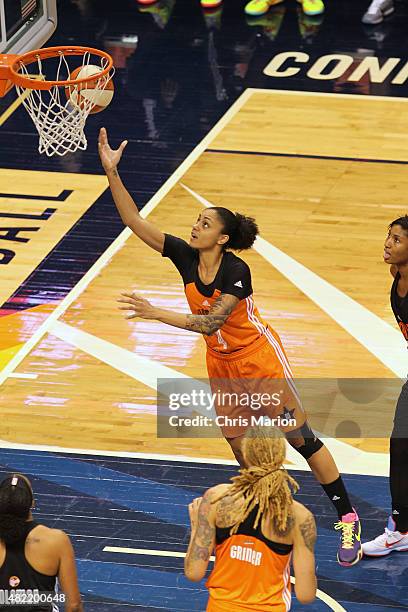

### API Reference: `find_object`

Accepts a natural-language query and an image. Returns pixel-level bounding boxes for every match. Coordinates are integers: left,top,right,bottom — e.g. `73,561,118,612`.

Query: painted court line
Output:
0,440,237,465
248,87,408,104
48,321,309,471
0,434,313,472
49,320,387,476
50,319,221,419
51,320,191,388
0,434,388,476
0,89,254,387
206,148,408,166
104,546,211,559
180,183,406,378
103,546,345,611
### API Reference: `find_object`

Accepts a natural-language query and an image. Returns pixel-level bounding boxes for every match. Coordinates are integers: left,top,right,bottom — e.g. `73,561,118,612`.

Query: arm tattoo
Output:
275,510,295,537
299,514,317,553
185,494,215,572
216,495,244,528
285,511,295,533
190,545,211,562
194,495,215,547
186,313,227,335
186,294,239,335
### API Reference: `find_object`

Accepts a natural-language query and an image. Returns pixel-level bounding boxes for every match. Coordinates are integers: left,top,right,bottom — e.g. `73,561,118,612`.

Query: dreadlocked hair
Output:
213,426,299,536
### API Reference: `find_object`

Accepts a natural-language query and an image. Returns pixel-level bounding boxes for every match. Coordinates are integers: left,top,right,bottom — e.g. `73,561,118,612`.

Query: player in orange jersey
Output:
184,426,317,611
98,127,362,566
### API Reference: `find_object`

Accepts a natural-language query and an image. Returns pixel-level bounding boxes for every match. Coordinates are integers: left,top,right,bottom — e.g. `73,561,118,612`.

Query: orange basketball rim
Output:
0,46,115,157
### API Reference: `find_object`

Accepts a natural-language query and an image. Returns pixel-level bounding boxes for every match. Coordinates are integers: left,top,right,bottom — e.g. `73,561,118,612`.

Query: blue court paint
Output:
0,450,406,611
0,450,192,525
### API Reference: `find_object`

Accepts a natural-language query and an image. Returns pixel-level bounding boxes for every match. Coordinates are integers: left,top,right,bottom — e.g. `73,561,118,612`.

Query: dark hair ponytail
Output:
213,207,259,250
0,474,33,545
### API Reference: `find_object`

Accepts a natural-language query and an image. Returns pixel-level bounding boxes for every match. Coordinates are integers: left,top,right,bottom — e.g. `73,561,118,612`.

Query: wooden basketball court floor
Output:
1,87,408,610
1,88,407,475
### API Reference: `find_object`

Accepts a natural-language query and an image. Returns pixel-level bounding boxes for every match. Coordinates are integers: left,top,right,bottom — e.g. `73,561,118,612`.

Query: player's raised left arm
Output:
184,491,216,582
117,292,239,335
99,128,165,253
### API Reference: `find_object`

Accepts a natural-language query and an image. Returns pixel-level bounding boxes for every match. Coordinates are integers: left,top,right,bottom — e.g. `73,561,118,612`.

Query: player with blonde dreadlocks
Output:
184,426,317,611
218,425,299,537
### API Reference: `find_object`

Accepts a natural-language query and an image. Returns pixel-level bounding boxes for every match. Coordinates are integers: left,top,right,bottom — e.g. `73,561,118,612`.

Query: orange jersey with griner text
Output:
206,506,293,611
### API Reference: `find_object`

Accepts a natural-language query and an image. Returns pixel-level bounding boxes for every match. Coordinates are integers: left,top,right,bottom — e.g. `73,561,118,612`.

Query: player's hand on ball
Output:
98,127,127,172
188,497,202,530
118,292,156,320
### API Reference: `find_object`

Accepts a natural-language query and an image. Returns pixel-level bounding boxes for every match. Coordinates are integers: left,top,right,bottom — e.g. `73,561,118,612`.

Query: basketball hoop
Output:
0,46,114,157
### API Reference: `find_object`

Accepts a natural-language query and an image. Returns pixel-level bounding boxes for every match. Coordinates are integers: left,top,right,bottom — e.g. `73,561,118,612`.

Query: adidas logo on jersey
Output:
332,495,341,501
202,300,211,307
234,280,243,288
393,509,400,515
230,545,262,566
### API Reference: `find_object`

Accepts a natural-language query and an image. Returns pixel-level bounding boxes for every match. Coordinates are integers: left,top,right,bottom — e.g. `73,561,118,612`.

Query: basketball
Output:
65,64,114,114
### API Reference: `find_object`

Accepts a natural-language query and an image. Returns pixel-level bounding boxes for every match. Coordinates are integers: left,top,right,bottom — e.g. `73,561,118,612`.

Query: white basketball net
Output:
15,51,113,157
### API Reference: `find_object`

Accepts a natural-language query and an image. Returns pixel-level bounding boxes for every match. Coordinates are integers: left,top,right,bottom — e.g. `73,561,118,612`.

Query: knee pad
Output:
285,422,323,460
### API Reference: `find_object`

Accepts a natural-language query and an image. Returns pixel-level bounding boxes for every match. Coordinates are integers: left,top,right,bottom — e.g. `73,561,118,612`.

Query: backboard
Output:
0,0,57,54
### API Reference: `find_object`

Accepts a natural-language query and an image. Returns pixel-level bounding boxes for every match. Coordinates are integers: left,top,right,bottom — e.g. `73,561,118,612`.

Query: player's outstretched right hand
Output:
98,127,128,172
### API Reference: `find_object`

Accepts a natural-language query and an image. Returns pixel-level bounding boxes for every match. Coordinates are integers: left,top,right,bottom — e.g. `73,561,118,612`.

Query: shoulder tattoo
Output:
299,514,317,553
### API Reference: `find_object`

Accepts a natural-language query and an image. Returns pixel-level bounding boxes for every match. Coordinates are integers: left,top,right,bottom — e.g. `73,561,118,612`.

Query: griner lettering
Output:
230,545,262,566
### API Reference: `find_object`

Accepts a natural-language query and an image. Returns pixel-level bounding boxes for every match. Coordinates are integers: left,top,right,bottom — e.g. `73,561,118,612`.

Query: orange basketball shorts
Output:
206,328,304,438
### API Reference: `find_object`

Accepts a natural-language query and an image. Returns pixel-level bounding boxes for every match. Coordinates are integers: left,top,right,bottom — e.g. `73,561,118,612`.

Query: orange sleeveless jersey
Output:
162,234,268,353
185,283,268,353
206,533,292,611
